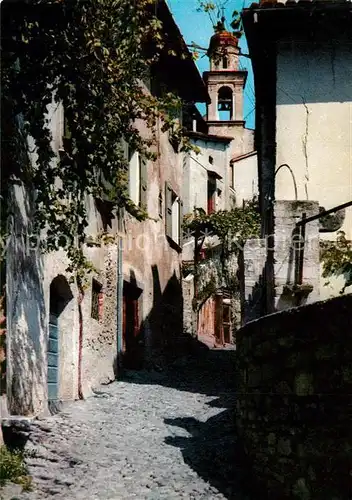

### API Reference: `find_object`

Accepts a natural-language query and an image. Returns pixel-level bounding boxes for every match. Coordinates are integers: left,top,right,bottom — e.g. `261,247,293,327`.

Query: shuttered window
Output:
128,150,148,209
178,198,183,247
158,191,163,219
165,182,182,248
172,195,179,243
165,182,173,239
62,110,73,155
140,156,148,209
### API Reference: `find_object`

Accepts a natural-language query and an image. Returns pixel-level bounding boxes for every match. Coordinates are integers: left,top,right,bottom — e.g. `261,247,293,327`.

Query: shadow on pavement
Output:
121,347,237,395
164,410,250,500
121,348,253,500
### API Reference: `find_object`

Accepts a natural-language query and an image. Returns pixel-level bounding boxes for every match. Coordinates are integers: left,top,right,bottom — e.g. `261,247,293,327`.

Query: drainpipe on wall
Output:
77,287,84,400
116,235,123,376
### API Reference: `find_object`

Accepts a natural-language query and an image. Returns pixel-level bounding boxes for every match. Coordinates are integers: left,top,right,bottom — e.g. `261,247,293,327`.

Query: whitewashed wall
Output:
6,100,118,416
183,138,230,215
275,39,352,298
232,152,258,207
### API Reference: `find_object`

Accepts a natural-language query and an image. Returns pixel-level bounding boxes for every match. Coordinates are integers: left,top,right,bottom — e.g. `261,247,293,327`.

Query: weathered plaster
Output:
275,40,352,298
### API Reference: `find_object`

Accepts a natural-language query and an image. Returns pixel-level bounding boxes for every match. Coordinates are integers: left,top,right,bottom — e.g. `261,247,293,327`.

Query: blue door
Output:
48,313,59,401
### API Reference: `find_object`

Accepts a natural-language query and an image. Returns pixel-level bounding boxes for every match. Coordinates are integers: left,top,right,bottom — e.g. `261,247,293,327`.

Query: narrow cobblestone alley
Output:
14,348,250,500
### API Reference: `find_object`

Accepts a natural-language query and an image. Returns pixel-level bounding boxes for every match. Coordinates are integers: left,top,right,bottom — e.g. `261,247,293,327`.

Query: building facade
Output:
182,27,258,346
3,0,209,416
5,98,120,416
241,0,352,320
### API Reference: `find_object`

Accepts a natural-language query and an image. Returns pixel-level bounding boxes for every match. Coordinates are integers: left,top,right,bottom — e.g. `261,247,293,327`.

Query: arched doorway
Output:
48,275,73,404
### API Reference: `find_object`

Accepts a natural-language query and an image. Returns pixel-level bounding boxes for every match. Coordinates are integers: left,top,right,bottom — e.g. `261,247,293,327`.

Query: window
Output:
158,191,163,219
91,279,103,321
165,182,183,248
171,193,180,243
207,173,217,215
222,56,228,69
218,86,233,121
230,162,234,189
128,150,147,209
168,106,183,152
63,115,71,141
62,111,73,156
95,198,114,232
143,67,152,92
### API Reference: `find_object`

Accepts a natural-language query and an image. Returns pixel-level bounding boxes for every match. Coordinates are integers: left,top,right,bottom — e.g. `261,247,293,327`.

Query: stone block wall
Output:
182,275,196,337
236,293,352,500
241,238,267,324
274,200,320,310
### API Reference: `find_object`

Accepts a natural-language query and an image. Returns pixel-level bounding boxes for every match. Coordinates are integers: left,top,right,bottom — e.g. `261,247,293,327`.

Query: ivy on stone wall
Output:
184,198,260,251
185,198,260,309
320,231,352,293
1,0,194,283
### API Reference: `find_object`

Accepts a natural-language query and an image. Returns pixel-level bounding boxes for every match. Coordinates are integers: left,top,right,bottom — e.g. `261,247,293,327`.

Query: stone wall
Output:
80,244,118,398
241,201,322,325
241,238,267,324
121,120,183,365
5,175,118,415
182,275,196,338
274,201,320,311
236,293,352,500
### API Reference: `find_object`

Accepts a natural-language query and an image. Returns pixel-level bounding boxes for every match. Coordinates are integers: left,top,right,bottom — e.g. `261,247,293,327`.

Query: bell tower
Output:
203,20,247,138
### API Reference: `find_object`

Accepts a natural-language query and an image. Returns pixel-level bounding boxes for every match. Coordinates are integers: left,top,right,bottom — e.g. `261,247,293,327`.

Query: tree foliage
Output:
184,197,260,251
196,1,243,38
320,231,352,293
1,0,192,279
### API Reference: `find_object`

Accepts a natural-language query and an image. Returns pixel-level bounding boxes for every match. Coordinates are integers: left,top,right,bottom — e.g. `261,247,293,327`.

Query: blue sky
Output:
167,0,255,129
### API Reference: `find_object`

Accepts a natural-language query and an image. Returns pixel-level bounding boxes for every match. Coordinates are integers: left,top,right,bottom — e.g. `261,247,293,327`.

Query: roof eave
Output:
156,0,210,103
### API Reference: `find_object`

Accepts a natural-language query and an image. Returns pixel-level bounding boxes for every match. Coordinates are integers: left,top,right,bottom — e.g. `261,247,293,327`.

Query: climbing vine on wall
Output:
320,231,352,293
184,197,260,251
1,0,194,282
185,198,260,309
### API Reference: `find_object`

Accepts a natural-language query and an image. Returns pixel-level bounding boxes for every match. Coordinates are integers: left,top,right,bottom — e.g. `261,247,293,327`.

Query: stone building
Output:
119,0,209,369
4,98,120,416
182,26,258,346
241,0,352,321
2,0,209,416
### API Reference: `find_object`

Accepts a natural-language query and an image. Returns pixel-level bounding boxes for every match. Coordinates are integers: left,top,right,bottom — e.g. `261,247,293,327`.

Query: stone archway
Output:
48,275,74,409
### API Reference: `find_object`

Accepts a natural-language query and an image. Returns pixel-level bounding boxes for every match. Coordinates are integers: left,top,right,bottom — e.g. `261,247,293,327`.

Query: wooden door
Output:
223,303,232,344
122,290,140,368
214,294,224,345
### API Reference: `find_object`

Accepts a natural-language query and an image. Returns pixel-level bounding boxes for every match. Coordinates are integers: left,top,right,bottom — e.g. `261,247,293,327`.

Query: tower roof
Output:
208,30,238,57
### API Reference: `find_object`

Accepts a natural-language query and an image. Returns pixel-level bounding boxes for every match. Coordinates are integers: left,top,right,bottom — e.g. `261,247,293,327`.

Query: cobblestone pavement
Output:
19,349,250,500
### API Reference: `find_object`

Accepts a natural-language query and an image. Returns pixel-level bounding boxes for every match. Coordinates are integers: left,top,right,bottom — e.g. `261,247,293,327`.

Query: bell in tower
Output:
218,86,233,120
